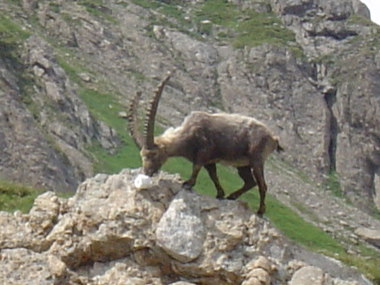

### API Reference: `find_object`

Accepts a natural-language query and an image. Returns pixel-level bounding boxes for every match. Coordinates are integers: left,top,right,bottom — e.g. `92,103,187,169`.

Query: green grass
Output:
324,170,344,198
0,14,39,111
77,0,118,23
194,0,239,27
0,180,43,213
0,14,30,45
132,0,303,55
348,15,378,28
88,140,141,174
193,0,303,55
56,53,143,173
233,11,296,48
266,196,344,252
0,14,30,63
131,0,161,9
76,86,144,173
56,54,91,84
79,88,125,129
339,245,380,283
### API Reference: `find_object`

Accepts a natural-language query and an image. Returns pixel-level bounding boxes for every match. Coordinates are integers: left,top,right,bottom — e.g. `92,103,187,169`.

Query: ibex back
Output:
127,74,283,216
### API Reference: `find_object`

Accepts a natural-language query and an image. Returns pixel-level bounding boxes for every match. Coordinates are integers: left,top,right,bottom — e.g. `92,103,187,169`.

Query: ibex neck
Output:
156,129,191,160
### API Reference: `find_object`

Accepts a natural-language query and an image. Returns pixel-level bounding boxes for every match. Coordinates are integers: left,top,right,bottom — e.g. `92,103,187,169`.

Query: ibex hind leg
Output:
204,163,225,199
227,166,257,200
252,165,267,216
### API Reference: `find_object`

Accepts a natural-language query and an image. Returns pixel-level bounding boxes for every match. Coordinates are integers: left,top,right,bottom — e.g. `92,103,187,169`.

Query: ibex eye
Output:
148,153,156,159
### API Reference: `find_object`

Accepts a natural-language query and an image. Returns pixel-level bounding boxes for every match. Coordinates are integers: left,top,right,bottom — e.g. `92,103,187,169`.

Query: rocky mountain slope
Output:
0,170,372,284
0,0,379,210
1,0,380,281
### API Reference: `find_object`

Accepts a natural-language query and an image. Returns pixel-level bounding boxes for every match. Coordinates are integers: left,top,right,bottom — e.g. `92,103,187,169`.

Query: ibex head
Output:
127,74,171,176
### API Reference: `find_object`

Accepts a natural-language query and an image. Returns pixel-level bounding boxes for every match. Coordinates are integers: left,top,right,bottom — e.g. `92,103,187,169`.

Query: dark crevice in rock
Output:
308,29,358,41
324,88,338,171
282,3,315,17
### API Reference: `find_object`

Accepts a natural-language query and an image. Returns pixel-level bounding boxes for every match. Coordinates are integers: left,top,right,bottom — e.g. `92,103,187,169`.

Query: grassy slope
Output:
0,180,42,213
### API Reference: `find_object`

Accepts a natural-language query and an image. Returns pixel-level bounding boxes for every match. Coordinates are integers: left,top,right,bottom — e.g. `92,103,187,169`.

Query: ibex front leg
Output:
183,163,202,190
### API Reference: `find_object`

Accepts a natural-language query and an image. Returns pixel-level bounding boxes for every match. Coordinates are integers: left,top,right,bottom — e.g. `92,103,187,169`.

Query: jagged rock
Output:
21,0,38,11
289,266,329,285
271,0,369,19
164,29,218,65
0,169,370,284
0,192,62,252
0,249,70,285
331,48,380,210
354,227,380,248
375,174,380,210
156,190,206,262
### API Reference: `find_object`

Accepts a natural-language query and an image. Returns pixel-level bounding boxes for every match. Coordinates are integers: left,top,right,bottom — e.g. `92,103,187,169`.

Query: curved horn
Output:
127,91,144,149
144,73,171,149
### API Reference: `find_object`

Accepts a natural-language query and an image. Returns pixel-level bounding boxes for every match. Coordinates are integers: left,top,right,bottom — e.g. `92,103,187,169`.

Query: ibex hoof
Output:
216,194,225,200
256,207,266,217
226,194,237,200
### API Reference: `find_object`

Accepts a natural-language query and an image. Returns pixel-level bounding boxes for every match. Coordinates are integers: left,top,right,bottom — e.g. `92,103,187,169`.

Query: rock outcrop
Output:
0,170,371,284
355,227,380,248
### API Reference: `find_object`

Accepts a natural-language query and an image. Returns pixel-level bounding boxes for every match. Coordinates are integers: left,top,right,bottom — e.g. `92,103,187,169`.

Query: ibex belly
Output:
220,158,250,167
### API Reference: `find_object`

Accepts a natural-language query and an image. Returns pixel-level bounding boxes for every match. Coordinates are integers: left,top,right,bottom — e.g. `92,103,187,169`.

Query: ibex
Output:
127,74,283,215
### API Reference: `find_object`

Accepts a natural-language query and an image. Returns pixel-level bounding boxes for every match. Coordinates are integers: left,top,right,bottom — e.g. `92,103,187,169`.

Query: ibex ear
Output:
274,136,284,152
144,73,172,149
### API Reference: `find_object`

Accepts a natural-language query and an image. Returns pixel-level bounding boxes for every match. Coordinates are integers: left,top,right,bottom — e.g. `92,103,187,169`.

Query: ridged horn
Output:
144,73,171,149
127,91,144,149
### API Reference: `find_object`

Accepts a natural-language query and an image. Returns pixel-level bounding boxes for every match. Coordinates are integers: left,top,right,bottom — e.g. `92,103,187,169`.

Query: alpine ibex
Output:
127,74,283,215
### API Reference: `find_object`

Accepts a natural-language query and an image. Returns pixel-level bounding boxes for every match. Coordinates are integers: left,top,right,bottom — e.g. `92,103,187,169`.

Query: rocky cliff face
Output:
0,15,119,191
0,0,379,210
0,170,371,284
269,0,380,214
0,52,79,191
